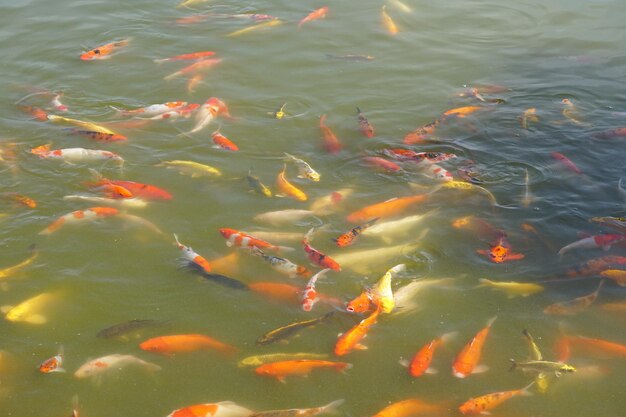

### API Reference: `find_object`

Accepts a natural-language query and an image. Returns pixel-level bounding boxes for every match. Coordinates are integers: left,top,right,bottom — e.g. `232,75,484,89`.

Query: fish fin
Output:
354,343,368,350
225,241,234,247
424,367,438,374
476,249,488,255
479,412,491,415
276,245,295,253
521,381,535,396
25,314,47,324
322,399,345,413
486,316,498,327
509,359,517,372
52,367,66,373
0,306,12,313
277,376,287,383
398,359,409,368
440,331,458,344
476,278,491,288
472,364,489,374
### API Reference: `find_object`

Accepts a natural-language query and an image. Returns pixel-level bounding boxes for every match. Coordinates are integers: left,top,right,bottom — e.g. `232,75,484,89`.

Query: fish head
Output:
561,364,577,373
219,228,235,239
139,338,167,353
488,243,508,263
296,266,312,277
346,291,372,313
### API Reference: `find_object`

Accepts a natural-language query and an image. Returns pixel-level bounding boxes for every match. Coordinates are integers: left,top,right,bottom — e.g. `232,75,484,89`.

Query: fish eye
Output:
94,49,101,54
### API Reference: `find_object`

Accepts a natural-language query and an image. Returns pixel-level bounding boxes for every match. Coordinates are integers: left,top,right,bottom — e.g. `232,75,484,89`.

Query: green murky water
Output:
1,0,625,416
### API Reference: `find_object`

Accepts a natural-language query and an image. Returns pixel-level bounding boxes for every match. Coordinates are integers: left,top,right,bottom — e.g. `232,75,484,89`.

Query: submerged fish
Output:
157,160,222,178
226,19,282,37
370,398,442,417
74,354,160,378
509,359,576,376
249,399,344,417
166,401,252,417
0,244,38,279
247,168,273,197
254,209,315,226
520,108,539,129
2,292,57,324
331,240,422,275
140,334,237,355
276,164,307,201
346,194,429,223
476,278,544,298
97,319,165,339
298,7,328,29
238,353,329,368
458,383,534,415
543,280,604,315
284,153,320,182
256,312,335,345
361,211,435,244
80,39,130,61
255,359,352,382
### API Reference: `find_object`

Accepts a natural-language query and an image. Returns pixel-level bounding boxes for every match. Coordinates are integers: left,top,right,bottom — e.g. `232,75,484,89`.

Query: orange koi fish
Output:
600,269,626,286
346,289,372,313
85,172,173,200
166,401,252,417
334,307,381,356
39,207,119,235
565,255,626,278
562,335,626,358
68,129,128,142
333,218,379,247
319,114,342,154
593,127,626,139
187,74,204,93
154,51,216,63
551,151,582,175
458,382,533,415
38,349,65,373
442,105,483,119
303,228,341,271
219,228,292,252
255,359,351,382
298,6,329,29
80,39,130,61
346,194,428,223
276,164,307,201
356,107,375,137
477,234,525,263
5,193,36,208
17,104,49,121
371,398,442,417
164,58,222,80
211,130,239,151
362,157,402,172
301,269,330,312
452,316,497,378
543,280,604,315
404,120,438,144
404,332,457,377
249,282,301,305
140,334,237,355
381,6,398,35
452,216,502,241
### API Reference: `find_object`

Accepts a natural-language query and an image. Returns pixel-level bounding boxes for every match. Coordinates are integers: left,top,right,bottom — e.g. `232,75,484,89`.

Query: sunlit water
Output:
1,0,625,416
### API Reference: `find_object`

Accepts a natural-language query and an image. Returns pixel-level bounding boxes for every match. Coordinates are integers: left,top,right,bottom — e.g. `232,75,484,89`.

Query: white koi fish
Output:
74,354,161,378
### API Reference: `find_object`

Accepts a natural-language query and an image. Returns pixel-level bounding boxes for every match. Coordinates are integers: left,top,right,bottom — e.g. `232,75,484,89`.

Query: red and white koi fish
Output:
39,207,119,235
298,6,328,29
551,151,582,174
319,114,342,154
74,354,160,378
80,39,130,61
115,101,188,117
147,103,200,120
39,348,65,373
418,162,453,182
181,97,230,136
51,93,68,112
558,234,625,256
303,228,341,271
164,58,222,80
212,130,239,151
166,401,252,417
301,268,330,311
154,51,216,63
173,234,212,274
356,107,375,137
452,316,497,378
30,145,123,164
219,228,293,252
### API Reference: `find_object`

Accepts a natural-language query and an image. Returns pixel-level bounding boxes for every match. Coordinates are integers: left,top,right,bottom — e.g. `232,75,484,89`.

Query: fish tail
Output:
322,399,345,414
521,381,535,396
439,331,458,344
476,278,492,288
30,144,51,156
486,315,498,327
509,359,517,372
304,227,316,243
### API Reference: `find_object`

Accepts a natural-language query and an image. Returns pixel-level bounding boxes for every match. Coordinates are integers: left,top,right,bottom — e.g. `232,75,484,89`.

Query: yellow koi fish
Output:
2,292,57,324
47,115,117,135
0,245,38,279
226,19,282,37
370,264,405,313
476,278,544,298
520,108,538,129
156,160,222,178
438,181,498,205
381,6,398,36
276,164,307,201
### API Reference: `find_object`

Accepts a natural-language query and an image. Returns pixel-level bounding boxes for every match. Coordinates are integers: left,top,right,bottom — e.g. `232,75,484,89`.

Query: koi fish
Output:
563,335,626,358
80,39,130,60
370,264,406,313
86,171,173,200
593,127,626,139
284,153,320,182
452,316,497,378
0,244,38,279
3,192,36,208
417,162,453,182
551,151,582,174
476,278,544,298
74,354,160,378
371,399,442,417
381,6,399,35
187,73,204,93
403,120,439,144
301,269,330,311
17,104,48,121
330,241,423,275
557,234,625,256
276,164,307,201
157,160,222,178
522,329,549,393
114,101,189,116
543,280,604,315
456,160,485,184
310,188,352,216
303,228,341,270
2,292,57,324
166,402,252,417
438,181,498,205
39,207,119,235
565,255,626,278
333,218,379,247
520,108,539,129
63,194,148,209
256,312,335,345
173,234,211,274
599,300,626,314
51,93,68,112
164,58,222,80
319,115,342,154
39,348,65,373
392,278,456,317
249,400,344,417
346,289,372,313
249,281,301,305
30,145,123,164
220,228,292,252
334,307,381,356
561,98,587,126
255,359,351,382
68,129,128,142
249,247,310,278
356,107,375,137
402,331,457,377
362,211,435,244
458,382,534,415
521,168,534,207
47,114,123,137
154,51,216,63
140,334,237,355
247,168,272,197
298,7,328,29
477,234,525,263
509,359,576,376
181,97,229,136
144,103,200,120
212,130,239,151
97,319,165,339
600,269,626,286
226,19,283,37
346,194,428,223
238,353,329,368
362,157,402,173
590,216,626,234
325,54,375,61
442,105,483,119
253,209,314,226
452,216,501,239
